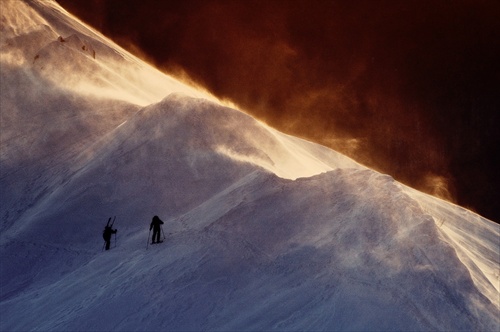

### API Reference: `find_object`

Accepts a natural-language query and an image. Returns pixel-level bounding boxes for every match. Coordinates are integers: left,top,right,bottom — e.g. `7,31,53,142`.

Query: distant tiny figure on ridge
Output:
150,215,164,244
102,217,117,250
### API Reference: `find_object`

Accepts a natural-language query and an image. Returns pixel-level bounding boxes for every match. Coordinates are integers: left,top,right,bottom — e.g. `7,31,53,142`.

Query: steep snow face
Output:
0,0,219,232
1,1,499,331
403,187,500,312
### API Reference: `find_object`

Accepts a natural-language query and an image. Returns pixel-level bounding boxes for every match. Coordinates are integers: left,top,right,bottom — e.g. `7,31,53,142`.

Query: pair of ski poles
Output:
146,225,166,250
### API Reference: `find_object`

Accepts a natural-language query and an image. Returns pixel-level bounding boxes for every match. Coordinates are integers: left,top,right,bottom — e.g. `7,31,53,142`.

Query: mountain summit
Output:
1,1,498,331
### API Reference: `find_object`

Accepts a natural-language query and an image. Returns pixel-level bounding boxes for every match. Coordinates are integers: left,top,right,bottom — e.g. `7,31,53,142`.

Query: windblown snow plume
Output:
1,1,498,331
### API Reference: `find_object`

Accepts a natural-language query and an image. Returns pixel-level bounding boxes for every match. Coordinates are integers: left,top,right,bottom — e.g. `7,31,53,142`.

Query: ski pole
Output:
146,229,151,250
160,225,166,241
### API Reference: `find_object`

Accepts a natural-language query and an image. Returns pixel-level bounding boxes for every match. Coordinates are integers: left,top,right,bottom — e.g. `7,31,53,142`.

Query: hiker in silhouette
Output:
103,217,117,250
150,215,164,244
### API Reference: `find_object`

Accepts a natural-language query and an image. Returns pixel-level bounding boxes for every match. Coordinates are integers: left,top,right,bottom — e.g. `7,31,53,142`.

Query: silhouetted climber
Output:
103,217,117,250
150,215,164,244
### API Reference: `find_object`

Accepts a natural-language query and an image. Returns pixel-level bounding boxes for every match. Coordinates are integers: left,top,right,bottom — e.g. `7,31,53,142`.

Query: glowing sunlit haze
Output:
1,1,498,331
58,0,500,222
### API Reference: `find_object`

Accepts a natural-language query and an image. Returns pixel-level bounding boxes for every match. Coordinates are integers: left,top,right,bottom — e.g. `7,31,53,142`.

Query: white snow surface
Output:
1,1,499,331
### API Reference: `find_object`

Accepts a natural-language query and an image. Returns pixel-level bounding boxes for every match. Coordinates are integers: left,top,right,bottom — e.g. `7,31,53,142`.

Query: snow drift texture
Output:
1,1,498,331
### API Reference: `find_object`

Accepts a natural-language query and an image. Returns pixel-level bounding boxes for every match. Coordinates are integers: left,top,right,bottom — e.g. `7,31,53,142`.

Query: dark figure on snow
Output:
150,215,164,244
102,218,117,250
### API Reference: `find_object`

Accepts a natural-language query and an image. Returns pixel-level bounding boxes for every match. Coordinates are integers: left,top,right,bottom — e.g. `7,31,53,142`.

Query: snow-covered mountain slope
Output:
1,0,214,106
1,1,498,331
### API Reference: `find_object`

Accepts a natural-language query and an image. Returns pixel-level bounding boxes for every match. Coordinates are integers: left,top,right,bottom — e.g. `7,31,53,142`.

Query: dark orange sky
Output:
57,0,500,222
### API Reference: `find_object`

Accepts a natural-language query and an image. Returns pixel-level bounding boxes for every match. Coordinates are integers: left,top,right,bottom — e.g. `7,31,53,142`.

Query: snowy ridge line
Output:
28,0,153,69
27,0,224,106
